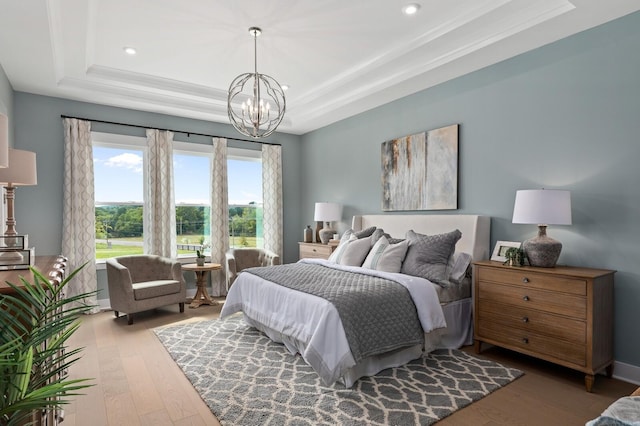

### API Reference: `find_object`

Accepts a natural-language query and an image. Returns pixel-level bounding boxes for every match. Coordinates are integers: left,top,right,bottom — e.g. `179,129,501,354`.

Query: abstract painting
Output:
381,124,458,211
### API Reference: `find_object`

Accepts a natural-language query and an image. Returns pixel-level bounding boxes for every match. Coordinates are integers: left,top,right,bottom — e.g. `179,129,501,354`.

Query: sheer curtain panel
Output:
144,129,177,258
209,138,229,296
62,118,99,313
262,144,283,258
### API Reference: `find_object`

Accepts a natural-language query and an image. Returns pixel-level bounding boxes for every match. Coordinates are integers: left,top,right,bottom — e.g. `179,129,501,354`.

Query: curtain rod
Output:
59,115,281,146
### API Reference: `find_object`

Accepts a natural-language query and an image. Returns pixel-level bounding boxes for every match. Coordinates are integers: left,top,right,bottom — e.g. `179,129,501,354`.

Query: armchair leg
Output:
114,310,120,318
179,302,185,313
127,314,133,325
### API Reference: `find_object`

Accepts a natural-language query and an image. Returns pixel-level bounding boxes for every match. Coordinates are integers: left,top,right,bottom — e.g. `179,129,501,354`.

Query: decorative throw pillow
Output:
400,229,462,286
362,236,410,273
371,228,386,244
328,235,373,266
340,226,377,243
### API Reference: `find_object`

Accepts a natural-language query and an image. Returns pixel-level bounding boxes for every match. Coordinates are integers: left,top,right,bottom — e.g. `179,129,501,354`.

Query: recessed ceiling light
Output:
281,84,290,91
123,46,137,55
402,3,421,15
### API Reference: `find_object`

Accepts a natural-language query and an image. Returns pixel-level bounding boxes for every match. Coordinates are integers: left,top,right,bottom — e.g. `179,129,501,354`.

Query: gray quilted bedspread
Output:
244,263,424,362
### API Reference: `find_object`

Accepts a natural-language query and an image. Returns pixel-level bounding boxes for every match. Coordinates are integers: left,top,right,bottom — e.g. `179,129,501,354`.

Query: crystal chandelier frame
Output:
227,27,286,138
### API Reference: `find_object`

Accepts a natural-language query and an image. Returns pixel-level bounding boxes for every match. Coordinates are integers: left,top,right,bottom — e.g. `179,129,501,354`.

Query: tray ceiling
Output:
0,0,638,135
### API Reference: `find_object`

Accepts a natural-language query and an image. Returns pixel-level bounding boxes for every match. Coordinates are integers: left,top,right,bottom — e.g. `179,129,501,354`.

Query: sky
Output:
93,146,262,205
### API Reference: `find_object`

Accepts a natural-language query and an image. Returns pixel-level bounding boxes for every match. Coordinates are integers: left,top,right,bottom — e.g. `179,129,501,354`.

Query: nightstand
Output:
473,260,615,392
298,242,338,260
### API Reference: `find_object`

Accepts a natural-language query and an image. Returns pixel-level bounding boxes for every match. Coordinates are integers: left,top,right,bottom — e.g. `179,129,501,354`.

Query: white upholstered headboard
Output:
352,214,491,261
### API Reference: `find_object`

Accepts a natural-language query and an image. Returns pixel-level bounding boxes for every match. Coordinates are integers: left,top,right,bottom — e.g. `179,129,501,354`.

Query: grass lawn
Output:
96,236,258,259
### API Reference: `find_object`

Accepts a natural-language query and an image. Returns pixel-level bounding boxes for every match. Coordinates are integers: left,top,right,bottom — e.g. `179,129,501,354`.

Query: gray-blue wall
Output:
300,11,640,368
0,63,14,145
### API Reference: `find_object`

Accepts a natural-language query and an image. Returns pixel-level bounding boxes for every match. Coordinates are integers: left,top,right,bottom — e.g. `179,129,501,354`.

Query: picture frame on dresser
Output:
491,241,521,262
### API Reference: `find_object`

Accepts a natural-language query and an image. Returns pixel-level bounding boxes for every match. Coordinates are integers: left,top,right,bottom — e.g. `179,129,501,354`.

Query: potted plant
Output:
196,242,210,266
0,264,95,425
196,250,206,266
504,247,526,267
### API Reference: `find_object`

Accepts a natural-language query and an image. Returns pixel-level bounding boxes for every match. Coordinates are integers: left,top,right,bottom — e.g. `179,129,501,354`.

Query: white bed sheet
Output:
220,258,447,386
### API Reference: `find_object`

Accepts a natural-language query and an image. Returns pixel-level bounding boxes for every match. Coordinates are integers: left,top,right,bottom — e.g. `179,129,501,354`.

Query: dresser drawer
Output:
477,299,586,344
477,267,586,296
299,243,333,259
477,321,586,366
477,281,586,318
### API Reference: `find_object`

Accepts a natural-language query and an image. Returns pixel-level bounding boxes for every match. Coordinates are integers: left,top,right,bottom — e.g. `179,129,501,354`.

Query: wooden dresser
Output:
473,260,615,392
298,241,338,260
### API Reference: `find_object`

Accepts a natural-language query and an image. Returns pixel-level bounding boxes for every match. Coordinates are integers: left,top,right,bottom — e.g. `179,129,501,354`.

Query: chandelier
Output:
227,27,286,138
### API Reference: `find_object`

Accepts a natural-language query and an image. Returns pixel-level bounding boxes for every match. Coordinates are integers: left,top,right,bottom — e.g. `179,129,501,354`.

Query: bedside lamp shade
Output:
0,148,38,236
512,189,571,267
314,202,342,244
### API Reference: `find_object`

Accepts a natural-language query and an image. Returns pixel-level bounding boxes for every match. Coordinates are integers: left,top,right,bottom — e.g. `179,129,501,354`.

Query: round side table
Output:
182,263,222,308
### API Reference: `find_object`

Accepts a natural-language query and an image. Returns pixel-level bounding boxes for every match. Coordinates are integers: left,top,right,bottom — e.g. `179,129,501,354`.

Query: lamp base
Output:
319,228,335,245
523,225,562,268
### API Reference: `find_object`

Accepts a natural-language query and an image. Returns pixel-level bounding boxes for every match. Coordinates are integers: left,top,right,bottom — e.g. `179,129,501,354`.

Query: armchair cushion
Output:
132,279,182,300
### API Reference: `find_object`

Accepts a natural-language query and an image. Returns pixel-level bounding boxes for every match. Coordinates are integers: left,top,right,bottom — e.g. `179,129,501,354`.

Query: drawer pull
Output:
522,337,529,344
523,295,530,301
522,277,530,283
522,317,529,323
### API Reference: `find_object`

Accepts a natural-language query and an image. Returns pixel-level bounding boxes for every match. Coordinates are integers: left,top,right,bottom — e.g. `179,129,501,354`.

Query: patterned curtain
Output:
62,118,99,314
143,129,177,258
262,144,283,258
209,138,229,296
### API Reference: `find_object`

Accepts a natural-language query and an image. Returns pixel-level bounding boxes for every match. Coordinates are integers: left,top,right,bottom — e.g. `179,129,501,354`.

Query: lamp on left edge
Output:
0,148,37,268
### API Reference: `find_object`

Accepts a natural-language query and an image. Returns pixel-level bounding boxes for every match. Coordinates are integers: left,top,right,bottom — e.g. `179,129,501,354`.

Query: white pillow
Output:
328,235,372,266
362,236,409,273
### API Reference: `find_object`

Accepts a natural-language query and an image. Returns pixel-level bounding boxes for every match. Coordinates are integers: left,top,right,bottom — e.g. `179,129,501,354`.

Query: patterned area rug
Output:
154,316,522,425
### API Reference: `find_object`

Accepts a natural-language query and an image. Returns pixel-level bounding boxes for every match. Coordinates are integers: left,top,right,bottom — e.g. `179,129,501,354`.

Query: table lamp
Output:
314,202,342,244
512,189,571,267
0,148,38,237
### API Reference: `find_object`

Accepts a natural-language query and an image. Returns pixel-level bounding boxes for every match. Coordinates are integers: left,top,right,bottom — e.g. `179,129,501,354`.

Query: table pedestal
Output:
181,263,222,309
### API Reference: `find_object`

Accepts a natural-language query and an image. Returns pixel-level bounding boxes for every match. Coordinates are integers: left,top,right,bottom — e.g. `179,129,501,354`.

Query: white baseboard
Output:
613,361,640,386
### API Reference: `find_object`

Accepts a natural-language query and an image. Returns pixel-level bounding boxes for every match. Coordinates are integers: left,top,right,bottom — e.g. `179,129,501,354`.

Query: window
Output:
228,147,263,249
92,133,263,260
93,133,145,259
173,142,211,255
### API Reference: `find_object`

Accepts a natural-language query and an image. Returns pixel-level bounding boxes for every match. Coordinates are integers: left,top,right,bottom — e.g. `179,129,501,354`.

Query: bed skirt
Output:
243,297,473,388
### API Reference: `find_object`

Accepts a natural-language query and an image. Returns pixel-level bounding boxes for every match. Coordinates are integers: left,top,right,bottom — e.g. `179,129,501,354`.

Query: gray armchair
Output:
106,255,186,325
225,248,280,291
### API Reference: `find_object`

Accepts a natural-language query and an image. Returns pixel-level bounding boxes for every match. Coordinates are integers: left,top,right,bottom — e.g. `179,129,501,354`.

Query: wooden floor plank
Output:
63,300,636,426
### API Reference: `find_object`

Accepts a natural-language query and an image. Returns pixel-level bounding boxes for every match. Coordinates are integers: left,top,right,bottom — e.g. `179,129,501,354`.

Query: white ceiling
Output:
0,0,638,135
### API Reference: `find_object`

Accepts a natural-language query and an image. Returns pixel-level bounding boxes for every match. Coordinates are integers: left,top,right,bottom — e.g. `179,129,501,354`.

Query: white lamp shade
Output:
314,202,342,222
512,189,572,225
0,114,8,168
0,148,38,186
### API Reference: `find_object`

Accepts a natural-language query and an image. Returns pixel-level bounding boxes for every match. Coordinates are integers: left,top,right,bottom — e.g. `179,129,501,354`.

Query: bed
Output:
220,214,491,387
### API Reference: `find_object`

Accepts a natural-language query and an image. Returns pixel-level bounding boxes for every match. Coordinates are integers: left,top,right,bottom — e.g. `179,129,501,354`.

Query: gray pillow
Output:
341,226,377,242
401,229,462,286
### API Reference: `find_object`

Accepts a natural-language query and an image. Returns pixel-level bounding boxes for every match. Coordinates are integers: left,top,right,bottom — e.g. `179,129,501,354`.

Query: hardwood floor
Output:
65,301,637,426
